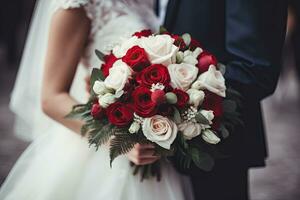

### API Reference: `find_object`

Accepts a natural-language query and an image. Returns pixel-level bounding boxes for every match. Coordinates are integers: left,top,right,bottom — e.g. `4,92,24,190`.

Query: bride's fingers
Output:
129,156,159,166
137,157,160,165
135,143,155,149
136,149,158,159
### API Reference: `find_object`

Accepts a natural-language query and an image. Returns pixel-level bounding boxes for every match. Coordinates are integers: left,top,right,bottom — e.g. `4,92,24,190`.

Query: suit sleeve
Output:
224,0,287,101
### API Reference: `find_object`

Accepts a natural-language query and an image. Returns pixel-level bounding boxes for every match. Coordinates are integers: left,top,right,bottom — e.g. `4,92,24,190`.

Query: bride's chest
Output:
82,0,158,68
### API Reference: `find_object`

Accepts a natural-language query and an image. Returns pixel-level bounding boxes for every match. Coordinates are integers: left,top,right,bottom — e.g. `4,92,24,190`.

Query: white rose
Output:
187,89,205,108
140,34,178,66
178,121,202,140
200,110,215,125
98,93,117,108
168,63,199,91
93,80,112,95
104,60,132,97
202,129,221,144
192,65,226,97
182,47,203,65
142,115,177,149
112,36,140,58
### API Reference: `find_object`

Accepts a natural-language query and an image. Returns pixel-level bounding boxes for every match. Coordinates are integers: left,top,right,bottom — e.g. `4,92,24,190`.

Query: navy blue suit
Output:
162,0,287,199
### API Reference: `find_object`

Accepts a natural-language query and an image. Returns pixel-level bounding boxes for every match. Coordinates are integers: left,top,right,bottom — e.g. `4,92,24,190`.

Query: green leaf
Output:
80,123,90,136
220,125,230,138
189,147,214,171
109,133,145,167
88,124,114,150
182,33,191,46
172,107,182,124
154,145,174,157
159,26,168,34
65,104,90,119
90,68,105,95
195,112,210,125
95,49,105,61
91,68,105,84
223,100,237,113
217,63,226,75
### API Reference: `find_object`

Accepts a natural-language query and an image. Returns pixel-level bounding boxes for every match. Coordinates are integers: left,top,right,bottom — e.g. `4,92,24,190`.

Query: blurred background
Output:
0,1,299,200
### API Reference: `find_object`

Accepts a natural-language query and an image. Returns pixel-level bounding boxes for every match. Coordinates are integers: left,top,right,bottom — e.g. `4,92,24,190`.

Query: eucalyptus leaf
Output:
220,125,230,138
172,107,182,124
182,33,191,46
195,112,210,125
223,100,237,113
189,147,214,171
217,63,226,75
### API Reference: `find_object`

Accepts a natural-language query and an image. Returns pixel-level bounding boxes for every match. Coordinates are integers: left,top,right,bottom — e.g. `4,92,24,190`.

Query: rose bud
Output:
91,103,103,119
197,51,218,73
129,121,141,134
133,29,152,38
165,92,178,104
101,54,118,77
151,90,166,105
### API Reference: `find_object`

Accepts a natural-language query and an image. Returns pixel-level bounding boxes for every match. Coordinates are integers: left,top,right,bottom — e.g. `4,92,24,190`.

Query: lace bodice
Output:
53,0,159,67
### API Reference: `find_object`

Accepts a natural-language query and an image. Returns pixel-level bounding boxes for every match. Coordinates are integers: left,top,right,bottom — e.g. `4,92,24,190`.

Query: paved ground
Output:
0,47,299,199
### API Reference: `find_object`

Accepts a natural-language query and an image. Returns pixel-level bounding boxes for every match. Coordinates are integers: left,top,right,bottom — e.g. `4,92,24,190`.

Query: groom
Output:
156,0,288,199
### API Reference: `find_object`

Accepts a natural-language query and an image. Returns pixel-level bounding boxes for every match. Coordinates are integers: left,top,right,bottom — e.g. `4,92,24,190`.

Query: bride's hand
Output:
127,144,160,165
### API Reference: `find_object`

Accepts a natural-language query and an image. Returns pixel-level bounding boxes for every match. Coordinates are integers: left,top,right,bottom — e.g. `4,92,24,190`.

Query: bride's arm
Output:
41,8,90,134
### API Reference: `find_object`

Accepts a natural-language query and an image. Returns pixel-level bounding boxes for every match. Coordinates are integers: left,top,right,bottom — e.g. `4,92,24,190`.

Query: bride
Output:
0,0,194,199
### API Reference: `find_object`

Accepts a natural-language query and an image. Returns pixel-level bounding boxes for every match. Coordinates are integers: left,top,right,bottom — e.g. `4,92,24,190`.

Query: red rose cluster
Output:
91,29,223,131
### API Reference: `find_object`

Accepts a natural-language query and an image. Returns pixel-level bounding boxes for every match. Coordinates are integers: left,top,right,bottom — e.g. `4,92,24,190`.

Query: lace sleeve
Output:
53,0,89,10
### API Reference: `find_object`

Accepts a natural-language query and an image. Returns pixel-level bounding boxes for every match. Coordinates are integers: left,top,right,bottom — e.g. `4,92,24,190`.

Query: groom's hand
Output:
127,144,160,165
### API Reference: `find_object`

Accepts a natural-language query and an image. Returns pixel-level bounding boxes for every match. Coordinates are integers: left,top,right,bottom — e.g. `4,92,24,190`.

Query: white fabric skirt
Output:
0,124,194,200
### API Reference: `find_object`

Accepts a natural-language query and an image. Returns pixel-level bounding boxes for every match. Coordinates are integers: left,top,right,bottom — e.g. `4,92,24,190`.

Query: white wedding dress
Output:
0,0,194,199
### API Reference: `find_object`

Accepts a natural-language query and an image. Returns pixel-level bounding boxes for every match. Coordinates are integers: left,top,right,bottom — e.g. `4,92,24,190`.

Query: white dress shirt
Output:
158,0,169,25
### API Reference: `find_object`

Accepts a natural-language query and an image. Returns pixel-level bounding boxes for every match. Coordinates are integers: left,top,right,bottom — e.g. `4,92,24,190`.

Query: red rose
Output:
91,102,103,119
106,102,134,127
132,86,157,117
136,64,170,88
197,51,218,73
101,54,118,77
133,29,152,38
151,90,166,105
189,38,202,51
173,89,189,108
172,34,187,50
202,91,223,118
122,46,150,72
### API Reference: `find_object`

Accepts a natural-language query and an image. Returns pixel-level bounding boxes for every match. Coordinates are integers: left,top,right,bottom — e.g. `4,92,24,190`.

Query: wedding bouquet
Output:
67,28,242,181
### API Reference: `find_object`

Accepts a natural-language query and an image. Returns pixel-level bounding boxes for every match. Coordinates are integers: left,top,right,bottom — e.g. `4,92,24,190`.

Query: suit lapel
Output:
164,0,182,31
